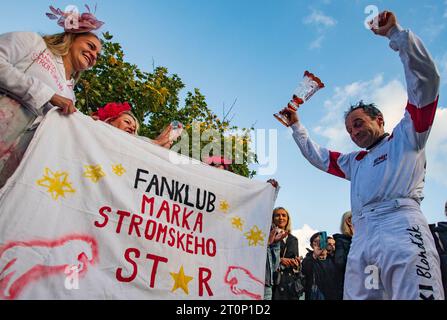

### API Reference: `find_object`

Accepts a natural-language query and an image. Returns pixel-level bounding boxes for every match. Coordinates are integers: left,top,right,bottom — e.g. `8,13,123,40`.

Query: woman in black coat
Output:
271,207,301,300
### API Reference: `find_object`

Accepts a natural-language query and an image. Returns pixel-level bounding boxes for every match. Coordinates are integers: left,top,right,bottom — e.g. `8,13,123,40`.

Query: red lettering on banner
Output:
157,200,171,221
156,223,168,243
146,254,168,288
141,194,155,216
97,195,218,258
193,213,203,233
129,214,143,237
177,232,186,251
116,248,140,283
172,204,181,226
182,209,193,230
114,248,217,294
199,267,213,297
116,210,131,234
96,210,218,257
116,249,169,288
94,206,111,228
186,234,194,254
145,219,157,240
195,237,205,255
167,228,176,247
205,239,216,257
140,196,205,233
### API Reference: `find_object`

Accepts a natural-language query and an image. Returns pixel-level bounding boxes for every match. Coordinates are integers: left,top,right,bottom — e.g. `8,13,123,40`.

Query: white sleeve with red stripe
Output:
387,25,440,150
290,122,355,181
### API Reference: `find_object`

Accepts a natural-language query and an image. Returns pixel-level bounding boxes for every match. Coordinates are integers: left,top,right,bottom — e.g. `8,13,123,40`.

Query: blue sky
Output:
2,0,446,254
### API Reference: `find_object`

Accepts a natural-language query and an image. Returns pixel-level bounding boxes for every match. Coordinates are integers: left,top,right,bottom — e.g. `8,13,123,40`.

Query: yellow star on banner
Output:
112,164,126,176
83,165,106,183
219,200,230,214
231,216,244,231
244,225,265,247
36,168,76,200
170,265,194,295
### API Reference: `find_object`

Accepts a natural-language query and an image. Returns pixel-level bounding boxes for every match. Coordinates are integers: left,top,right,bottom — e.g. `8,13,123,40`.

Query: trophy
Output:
274,71,325,126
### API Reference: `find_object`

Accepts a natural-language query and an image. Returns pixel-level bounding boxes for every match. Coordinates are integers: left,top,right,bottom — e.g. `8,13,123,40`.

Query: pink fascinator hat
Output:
46,4,104,33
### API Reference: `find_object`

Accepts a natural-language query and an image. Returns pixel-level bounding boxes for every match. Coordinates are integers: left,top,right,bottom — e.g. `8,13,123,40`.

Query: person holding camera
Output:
264,220,287,300
269,207,302,300
326,236,336,258
302,232,343,300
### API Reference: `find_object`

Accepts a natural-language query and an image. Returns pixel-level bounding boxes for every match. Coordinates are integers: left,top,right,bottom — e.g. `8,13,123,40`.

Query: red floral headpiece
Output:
46,5,104,34
93,102,132,122
204,156,232,170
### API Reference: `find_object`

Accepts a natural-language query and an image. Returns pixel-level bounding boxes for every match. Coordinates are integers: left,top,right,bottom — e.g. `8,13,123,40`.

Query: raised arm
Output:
280,107,355,181
371,11,440,150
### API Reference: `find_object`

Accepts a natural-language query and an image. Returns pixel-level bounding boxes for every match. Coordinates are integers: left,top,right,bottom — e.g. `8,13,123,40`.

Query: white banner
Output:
0,109,275,300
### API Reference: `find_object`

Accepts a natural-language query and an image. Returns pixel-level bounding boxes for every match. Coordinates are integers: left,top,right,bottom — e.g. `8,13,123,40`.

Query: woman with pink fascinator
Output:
0,5,104,187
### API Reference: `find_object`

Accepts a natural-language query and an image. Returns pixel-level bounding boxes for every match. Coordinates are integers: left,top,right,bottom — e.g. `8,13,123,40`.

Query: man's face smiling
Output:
345,108,385,149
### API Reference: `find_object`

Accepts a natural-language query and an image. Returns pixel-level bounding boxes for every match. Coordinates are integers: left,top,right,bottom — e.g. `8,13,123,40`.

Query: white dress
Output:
0,31,75,187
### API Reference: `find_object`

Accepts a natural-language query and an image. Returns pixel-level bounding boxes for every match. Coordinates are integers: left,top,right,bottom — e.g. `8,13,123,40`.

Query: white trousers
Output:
344,198,445,300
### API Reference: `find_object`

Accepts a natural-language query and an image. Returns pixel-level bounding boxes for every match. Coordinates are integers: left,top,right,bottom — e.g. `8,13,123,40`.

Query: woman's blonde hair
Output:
340,211,353,237
105,111,140,135
43,32,99,81
272,207,293,233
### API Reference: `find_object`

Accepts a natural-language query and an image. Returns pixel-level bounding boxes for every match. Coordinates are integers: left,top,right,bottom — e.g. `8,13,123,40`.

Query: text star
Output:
83,164,106,183
36,168,76,200
219,200,230,213
231,216,244,231
244,225,265,247
170,265,194,295
112,164,126,176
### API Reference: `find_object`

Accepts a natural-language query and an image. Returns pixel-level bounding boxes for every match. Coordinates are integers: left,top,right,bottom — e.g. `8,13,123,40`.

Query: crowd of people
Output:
0,6,446,300
263,208,354,300
264,202,447,300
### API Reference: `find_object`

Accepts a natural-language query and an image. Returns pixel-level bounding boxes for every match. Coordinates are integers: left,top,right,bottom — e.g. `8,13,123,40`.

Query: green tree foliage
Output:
75,32,256,177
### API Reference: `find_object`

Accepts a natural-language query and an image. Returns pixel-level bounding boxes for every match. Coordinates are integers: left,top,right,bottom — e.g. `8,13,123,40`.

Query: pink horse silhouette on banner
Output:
0,235,98,300
224,266,264,300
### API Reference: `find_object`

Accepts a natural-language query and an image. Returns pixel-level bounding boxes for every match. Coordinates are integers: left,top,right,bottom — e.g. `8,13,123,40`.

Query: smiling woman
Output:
270,207,301,300
43,32,102,82
92,102,140,135
92,102,175,149
0,5,104,188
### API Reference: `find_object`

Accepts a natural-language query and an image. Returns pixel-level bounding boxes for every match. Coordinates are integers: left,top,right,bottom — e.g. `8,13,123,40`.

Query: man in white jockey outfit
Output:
279,11,444,300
